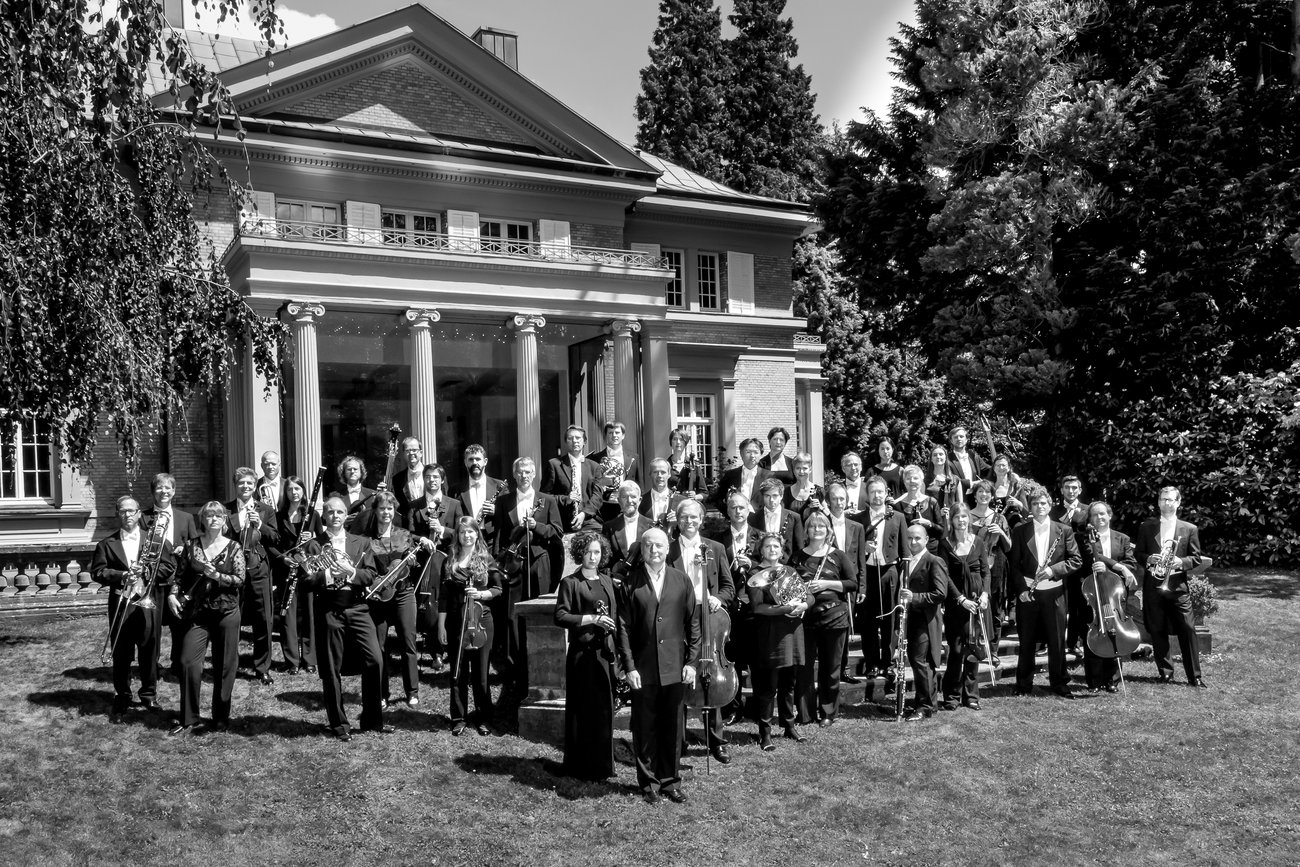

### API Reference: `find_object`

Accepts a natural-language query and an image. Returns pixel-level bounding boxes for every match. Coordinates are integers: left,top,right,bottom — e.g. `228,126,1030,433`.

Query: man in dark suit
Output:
226,466,281,685
748,478,803,562
1050,475,1091,653
839,452,870,515
299,496,382,741
899,524,949,720
603,482,654,580
668,499,735,764
946,425,989,495
541,424,604,534
389,437,427,520
640,459,687,533
1008,484,1083,697
92,495,178,721
616,527,701,804
454,444,504,541
1079,501,1139,691
493,456,563,694
329,455,376,533
256,450,288,513
143,472,199,681
1135,486,1206,688
851,476,908,679
708,489,762,724
408,464,462,549
826,482,868,683
589,420,641,524
709,437,770,512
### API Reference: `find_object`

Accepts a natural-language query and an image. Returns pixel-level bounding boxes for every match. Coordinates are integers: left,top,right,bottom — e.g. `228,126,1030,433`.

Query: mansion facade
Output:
0,5,824,590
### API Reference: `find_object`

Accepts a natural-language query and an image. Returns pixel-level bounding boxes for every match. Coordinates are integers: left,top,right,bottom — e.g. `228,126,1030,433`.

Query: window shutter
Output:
346,201,382,244
629,242,661,266
727,252,755,314
245,190,276,235
446,209,481,252
538,219,571,257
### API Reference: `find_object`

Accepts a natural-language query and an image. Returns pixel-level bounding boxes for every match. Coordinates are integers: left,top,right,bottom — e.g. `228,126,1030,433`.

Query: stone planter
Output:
1194,622,1212,656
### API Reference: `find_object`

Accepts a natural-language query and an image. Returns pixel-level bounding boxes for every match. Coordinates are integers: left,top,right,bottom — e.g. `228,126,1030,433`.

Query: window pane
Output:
697,253,719,309
664,250,684,307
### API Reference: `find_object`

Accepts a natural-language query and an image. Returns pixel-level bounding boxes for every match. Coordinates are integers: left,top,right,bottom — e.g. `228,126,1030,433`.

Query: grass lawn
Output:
2,567,1299,866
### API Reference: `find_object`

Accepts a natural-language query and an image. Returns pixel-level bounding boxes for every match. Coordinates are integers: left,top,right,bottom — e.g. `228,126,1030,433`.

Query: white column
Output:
247,334,281,470
720,377,738,467
510,314,546,470
607,318,642,447
807,380,825,483
287,301,325,508
638,322,671,464
405,308,441,463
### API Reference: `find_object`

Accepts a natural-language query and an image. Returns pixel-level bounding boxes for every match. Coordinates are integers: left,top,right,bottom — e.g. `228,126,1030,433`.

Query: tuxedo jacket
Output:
839,476,872,514
493,489,563,598
1050,501,1092,576
901,550,950,667
270,506,323,573
90,531,179,598
453,476,506,537
945,449,989,490
667,536,735,607
603,514,656,578
829,516,868,585
588,448,641,486
709,465,772,512
223,499,280,578
301,532,378,609
390,467,428,517
710,522,764,582
749,508,804,563
851,507,908,565
757,452,797,487
639,488,687,529
407,492,463,548
328,486,377,533
1079,528,1138,585
616,565,700,687
143,506,200,549
1134,518,1203,594
1007,519,1083,597
255,475,289,512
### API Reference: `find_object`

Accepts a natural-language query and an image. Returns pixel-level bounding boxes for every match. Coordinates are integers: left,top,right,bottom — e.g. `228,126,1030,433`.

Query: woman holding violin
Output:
169,502,244,735
437,516,502,736
553,532,622,781
938,504,991,711
272,475,321,675
664,429,707,497
792,513,857,728
969,480,1012,652
783,452,828,524
365,491,437,709
748,533,812,750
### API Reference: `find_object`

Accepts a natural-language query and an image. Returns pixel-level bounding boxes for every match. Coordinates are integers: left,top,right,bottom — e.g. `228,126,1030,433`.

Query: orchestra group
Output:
91,422,1207,804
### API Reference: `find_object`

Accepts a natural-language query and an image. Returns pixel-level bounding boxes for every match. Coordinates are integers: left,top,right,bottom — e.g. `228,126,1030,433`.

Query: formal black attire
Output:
407,492,462,550
711,522,763,692
255,475,289,513
1008,519,1083,693
668,535,734,750
841,475,874,514
939,537,990,707
945,449,989,497
390,467,426,524
757,452,797,487
603,513,656,581
588,448,640,524
748,564,810,739
1079,528,1139,688
224,497,280,678
616,564,700,796
869,464,904,499
554,572,621,780
708,464,771,513
748,508,804,564
665,453,707,497
329,486,377,533
440,556,502,726
1051,500,1093,651
143,505,199,680
492,488,562,692
452,475,506,541
365,526,423,703
971,508,1012,639
793,547,857,723
901,551,949,713
303,532,382,734
784,483,829,526
174,537,244,726
639,487,685,533
850,506,907,674
541,455,605,533
269,504,321,671
91,529,176,712
895,494,944,553
1136,518,1204,683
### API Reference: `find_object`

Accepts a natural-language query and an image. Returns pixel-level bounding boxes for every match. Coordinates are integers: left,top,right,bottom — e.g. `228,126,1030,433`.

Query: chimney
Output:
472,27,518,70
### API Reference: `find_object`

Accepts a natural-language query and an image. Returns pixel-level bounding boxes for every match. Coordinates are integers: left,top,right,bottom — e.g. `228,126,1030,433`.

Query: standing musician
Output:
895,465,944,553
92,495,177,722
541,424,604,534
1008,484,1083,698
330,455,376,533
603,481,654,580
554,532,622,780
840,451,871,513
938,504,990,711
924,444,959,505
589,421,641,525
946,425,989,495
793,513,857,727
455,444,504,541
438,516,504,736
851,476,907,679
256,451,287,512
969,480,1012,659
758,426,796,487
616,526,700,804
749,478,804,563
869,439,904,501
664,429,708,497
299,496,383,741
1136,486,1206,688
390,436,426,521
748,532,811,750
271,475,320,675
169,502,243,735
898,524,949,721
364,492,437,708
640,459,686,532
493,456,563,694
225,466,280,686
710,489,763,725
1080,501,1139,692
784,452,828,524
983,454,1028,527
668,499,734,765
709,437,770,512
143,472,198,682
824,483,867,683
1051,475,1092,656
408,463,462,549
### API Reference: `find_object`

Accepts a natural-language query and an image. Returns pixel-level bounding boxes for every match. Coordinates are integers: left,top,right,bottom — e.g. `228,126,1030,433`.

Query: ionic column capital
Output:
606,318,642,337
508,314,547,333
286,301,325,323
404,308,442,327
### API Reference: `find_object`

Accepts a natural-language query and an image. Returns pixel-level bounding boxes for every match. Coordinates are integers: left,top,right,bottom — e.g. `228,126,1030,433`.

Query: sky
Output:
196,0,917,143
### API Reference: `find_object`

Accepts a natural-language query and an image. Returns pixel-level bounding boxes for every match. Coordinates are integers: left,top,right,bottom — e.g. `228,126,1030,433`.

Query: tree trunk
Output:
1293,0,1300,87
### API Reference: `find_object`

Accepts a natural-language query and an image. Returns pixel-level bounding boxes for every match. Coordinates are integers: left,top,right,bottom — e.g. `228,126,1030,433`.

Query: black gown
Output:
554,572,620,780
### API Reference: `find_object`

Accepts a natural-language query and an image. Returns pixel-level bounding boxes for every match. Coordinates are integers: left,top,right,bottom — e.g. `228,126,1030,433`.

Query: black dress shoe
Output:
782,726,805,743
904,708,931,722
841,673,860,684
940,700,958,712
710,744,731,764
257,673,274,686
333,726,352,742
476,723,495,737
759,731,775,752
169,723,194,736
1157,672,1174,683
364,724,396,734
140,699,164,712
963,700,982,711
818,717,834,728
302,665,317,675
1051,686,1074,699
452,721,467,736
1102,684,1119,693
663,788,688,804
1192,678,1209,689
642,790,659,804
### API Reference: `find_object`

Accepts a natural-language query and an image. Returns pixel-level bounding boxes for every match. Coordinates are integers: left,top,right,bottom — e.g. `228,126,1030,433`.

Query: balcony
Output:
234,217,669,271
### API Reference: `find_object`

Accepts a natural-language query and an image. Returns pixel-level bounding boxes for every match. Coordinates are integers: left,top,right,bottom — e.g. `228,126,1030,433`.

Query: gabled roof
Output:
634,151,809,211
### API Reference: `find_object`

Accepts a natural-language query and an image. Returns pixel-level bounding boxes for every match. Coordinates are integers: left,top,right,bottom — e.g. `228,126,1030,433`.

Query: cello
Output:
684,547,738,774
1082,525,1142,670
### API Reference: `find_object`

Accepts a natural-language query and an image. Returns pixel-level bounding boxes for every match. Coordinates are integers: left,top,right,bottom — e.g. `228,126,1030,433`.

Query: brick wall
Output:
667,322,793,351
285,59,531,145
733,356,799,452
193,185,239,266
571,222,623,250
754,253,793,313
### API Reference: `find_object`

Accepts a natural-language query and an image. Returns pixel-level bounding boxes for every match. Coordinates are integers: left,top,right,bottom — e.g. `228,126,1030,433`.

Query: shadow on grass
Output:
221,714,329,739
26,688,174,730
1211,569,1300,601
61,665,113,682
1,634,53,647
454,753,627,800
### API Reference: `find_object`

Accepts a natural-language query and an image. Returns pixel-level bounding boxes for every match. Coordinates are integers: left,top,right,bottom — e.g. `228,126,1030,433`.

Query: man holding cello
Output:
1079,501,1139,692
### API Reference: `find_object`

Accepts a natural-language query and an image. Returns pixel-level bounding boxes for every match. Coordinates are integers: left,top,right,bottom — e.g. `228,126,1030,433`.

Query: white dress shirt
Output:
764,509,782,536
623,520,639,555
120,529,141,566
740,466,757,501
865,508,888,564
955,452,973,481
155,506,176,544
467,481,486,518
1033,518,1051,566
1099,530,1113,559
1159,516,1178,547
648,567,665,601
569,458,584,495
678,535,704,602
831,515,847,551
516,490,535,523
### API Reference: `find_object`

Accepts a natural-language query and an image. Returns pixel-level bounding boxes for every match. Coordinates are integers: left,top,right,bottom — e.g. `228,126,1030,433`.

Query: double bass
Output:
1082,525,1142,660
684,547,738,773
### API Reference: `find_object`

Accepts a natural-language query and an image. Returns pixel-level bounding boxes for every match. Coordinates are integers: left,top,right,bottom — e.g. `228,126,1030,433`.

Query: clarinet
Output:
278,466,327,617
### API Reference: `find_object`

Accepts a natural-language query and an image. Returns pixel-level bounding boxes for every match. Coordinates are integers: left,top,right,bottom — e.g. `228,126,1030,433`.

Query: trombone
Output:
100,513,170,663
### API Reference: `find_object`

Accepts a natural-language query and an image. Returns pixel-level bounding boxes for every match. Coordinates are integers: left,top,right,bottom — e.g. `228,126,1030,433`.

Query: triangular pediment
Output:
209,5,652,172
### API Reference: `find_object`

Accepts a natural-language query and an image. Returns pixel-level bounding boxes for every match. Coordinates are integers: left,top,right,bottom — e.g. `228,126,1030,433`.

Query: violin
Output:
1082,525,1141,658
685,548,739,715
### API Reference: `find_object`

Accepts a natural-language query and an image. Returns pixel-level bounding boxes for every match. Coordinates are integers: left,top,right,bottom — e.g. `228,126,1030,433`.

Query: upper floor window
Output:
697,252,720,310
664,249,685,308
382,209,441,247
276,200,343,241
481,218,532,255
1,419,54,501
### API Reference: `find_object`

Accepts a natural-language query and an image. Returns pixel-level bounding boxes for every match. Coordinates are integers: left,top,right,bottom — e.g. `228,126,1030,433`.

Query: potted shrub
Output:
1188,576,1220,655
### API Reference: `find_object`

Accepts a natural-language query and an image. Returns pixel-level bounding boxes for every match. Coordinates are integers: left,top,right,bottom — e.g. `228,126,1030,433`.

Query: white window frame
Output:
1,419,56,502
276,199,343,241
696,252,721,311
663,248,685,308
480,218,533,255
381,209,441,247
674,395,716,481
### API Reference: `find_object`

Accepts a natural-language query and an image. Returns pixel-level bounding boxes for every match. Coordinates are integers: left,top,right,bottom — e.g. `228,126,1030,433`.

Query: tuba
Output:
746,565,808,607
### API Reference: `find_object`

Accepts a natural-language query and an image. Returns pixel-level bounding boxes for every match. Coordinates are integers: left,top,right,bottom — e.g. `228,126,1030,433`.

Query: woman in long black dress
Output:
749,533,811,751
969,480,1012,651
553,531,621,781
437,517,503,736
365,491,436,708
938,504,990,711
783,452,827,525
870,437,904,499
792,513,857,727
896,465,944,553
271,475,321,674
758,426,796,487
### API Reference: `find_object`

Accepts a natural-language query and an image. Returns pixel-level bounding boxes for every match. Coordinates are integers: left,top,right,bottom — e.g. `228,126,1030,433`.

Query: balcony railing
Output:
237,217,669,270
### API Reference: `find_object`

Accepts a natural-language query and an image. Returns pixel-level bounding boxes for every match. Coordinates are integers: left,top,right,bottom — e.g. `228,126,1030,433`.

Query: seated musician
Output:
1136,486,1206,688
603,481,653,580
709,437,770,513
541,424,604,534
640,459,686,533
898,524,949,721
1080,501,1138,692
664,429,707,498
748,478,804,563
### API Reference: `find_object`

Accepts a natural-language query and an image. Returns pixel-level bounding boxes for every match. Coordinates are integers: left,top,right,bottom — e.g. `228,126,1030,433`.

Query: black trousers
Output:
1082,642,1121,688
1016,585,1068,690
447,613,494,724
178,607,240,726
631,681,686,793
941,618,980,704
797,624,848,722
1145,585,1202,681
315,602,384,731
369,585,419,700
1066,575,1090,648
906,617,938,711
107,594,162,707
858,563,898,672
751,664,798,732
242,571,273,675
276,573,316,669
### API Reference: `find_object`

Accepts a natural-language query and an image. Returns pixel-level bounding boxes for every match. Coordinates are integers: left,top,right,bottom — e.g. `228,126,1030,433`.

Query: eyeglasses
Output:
117,508,139,515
